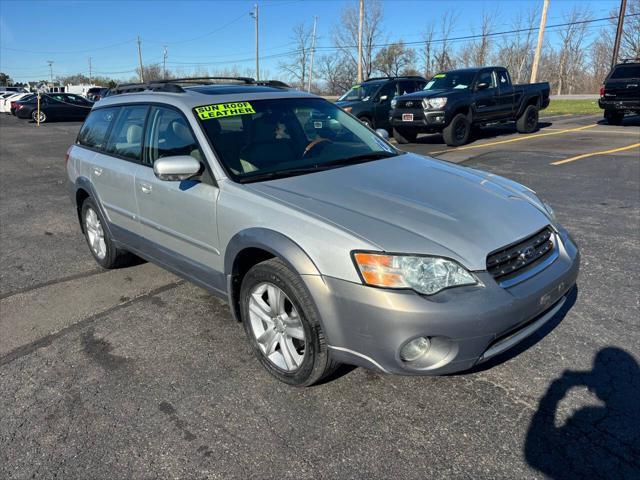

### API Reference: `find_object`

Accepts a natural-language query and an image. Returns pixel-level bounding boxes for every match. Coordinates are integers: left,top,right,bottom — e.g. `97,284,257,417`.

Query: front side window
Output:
338,82,382,101
476,71,496,89
143,106,202,166
195,97,400,182
105,105,148,161
77,107,119,150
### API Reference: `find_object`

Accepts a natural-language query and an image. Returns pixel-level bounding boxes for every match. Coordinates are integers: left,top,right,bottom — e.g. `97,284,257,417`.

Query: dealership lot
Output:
1,113,638,478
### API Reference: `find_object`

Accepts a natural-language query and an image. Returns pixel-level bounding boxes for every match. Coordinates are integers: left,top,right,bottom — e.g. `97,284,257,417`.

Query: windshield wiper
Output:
239,151,399,183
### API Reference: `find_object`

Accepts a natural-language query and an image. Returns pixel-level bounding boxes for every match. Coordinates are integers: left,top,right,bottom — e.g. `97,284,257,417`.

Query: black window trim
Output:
76,102,216,186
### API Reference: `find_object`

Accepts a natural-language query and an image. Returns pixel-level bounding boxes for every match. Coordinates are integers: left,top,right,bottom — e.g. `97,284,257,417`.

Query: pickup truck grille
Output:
486,226,555,282
396,99,422,109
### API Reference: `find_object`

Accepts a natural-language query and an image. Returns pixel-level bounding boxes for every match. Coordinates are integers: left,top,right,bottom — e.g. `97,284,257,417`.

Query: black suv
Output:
599,59,640,125
335,76,427,130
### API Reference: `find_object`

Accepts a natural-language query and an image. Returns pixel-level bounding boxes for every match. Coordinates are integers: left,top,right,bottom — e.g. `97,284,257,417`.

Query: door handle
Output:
140,183,152,194
93,167,103,176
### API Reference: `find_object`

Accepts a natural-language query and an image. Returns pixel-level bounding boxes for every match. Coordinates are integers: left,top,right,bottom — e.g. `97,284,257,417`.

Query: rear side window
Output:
610,65,640,79
105,105,149,161
77,107,119,150
143,106,202,166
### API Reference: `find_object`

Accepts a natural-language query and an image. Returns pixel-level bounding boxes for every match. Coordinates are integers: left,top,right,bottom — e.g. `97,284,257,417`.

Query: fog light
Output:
400,337,431,362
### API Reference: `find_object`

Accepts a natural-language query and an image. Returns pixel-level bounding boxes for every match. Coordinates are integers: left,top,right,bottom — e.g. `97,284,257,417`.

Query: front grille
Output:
397,99,422,109
487,226,554,281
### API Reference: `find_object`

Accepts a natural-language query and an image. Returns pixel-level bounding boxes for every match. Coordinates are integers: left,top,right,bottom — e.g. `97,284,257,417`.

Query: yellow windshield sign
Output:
195,102,255,120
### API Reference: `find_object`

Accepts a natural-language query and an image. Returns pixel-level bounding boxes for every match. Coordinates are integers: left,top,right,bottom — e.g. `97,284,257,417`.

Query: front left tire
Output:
240,258,339,386
31,109,47,123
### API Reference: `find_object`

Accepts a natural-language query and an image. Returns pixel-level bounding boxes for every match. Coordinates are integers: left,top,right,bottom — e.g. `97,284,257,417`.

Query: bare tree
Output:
422,22,436,78
373,41,417,77
332,0,384,80
318,54,355,94
612,0,640,59
589,27,614,91
556,7,592,95
135,64,166,82
434,10,458,71
495,8,538,83
279,22,313,89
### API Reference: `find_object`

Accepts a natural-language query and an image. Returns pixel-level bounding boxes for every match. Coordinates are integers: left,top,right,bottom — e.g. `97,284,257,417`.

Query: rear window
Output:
610,65,640,79
105,106,148,161
77,107,119,150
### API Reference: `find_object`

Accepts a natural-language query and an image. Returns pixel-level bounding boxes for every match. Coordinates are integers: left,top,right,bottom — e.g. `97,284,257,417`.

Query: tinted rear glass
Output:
77,107,119,150
610,65,640,79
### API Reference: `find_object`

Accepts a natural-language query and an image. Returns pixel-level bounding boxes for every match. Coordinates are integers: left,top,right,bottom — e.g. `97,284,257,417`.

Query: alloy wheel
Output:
85,207,106,259
248,282,306,371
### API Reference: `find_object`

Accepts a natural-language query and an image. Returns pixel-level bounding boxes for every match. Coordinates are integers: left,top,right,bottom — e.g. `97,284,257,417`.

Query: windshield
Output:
195,97,399,182
338,82,381,101
424,71,476,91
610,65,640,79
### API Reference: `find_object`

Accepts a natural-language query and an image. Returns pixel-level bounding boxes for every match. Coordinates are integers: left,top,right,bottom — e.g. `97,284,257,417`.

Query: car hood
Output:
398,89,466,100
247,153,552,271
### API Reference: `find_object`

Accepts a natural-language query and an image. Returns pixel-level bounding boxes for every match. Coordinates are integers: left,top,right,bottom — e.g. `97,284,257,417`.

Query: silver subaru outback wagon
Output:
66,78,580,386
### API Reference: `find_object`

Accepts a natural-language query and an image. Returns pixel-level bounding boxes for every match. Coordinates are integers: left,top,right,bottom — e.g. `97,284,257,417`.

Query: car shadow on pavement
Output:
524,346,640,479
411,122,553,146
596,114,640,127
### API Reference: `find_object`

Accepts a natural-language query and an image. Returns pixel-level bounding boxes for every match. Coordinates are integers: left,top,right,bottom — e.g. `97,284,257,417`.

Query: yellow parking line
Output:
551,142,640,166
432,124,597,155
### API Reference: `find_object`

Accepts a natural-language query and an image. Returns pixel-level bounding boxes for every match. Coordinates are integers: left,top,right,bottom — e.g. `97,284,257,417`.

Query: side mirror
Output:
476,82,490,91
153,155,202,181
379,95,388,102
375,128,389,140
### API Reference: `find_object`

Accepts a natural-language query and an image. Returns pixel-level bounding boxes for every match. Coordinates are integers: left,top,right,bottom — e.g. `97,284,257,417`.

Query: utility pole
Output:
46,60,54,83
88,57,92,85
137,35,145,83
612,0,627,68
530,0,550,83
307,16,318,92
250,4,260,81
357,0,364,83
163,46,168,80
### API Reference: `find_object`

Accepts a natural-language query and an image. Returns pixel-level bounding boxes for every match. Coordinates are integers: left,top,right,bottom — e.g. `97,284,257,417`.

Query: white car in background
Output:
0,93,17,113
1,92,31,114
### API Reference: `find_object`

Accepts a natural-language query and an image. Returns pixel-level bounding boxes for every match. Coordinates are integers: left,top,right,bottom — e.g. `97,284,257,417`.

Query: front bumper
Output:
308,228,579,375
390,109,447,132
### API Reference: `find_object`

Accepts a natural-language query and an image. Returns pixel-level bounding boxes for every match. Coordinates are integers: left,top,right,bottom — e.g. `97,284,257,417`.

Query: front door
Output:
134,105,223,289
373,81,397,129
473,70,500,122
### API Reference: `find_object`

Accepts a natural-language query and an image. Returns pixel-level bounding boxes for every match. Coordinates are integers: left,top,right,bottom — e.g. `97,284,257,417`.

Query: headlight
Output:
422,97,447,110
353,252,477,295
390,98,397,109
342,106,352,113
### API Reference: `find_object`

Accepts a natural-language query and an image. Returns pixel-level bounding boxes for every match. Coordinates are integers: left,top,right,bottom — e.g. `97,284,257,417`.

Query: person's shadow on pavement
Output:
525,347,640,479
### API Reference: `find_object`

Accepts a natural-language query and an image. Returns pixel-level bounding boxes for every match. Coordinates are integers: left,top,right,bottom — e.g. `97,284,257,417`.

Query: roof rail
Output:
620,58,640,64
106,76,291,97
364,75,425,82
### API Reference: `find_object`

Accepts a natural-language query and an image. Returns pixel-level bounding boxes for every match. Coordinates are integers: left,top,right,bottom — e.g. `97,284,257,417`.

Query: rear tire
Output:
516,104,539,133
80,197,134,269
442,113,471,146
358,116,373,128
31,109,47,123
604,110,624,125
393,127,418,144
240,258,339,386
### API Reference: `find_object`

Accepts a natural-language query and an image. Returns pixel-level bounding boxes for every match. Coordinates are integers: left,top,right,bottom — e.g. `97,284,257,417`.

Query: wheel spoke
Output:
257,329,278,355
267,285,283,315
280,337,298,370
283,312,305,340
249,301,274,326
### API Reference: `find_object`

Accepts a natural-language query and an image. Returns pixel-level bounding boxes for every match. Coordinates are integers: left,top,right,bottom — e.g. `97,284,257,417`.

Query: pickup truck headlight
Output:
390,98,397,109
422,97,447,110
353,252,477,295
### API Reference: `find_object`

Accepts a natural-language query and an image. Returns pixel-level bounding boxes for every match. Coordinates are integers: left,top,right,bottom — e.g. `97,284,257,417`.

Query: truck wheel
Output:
393,127,418,144
516,104,539,133
604,110,624,125
358,116,373,128
442,113,470,146
240,258,339,386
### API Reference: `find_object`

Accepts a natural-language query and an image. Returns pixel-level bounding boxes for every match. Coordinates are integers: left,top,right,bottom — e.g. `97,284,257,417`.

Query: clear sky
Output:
0,0,621,82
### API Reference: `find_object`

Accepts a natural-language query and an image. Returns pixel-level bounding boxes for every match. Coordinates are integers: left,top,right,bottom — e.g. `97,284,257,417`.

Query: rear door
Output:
86,105,147,236
65,94,92,119
134,105,222,282
373,81,397,128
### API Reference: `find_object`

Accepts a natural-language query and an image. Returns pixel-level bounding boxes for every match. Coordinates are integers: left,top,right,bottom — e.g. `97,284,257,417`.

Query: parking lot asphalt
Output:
1,112,639,479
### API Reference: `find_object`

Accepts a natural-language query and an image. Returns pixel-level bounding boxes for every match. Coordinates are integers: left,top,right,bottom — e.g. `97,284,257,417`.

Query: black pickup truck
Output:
390,66,550,146
599,59,640,125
